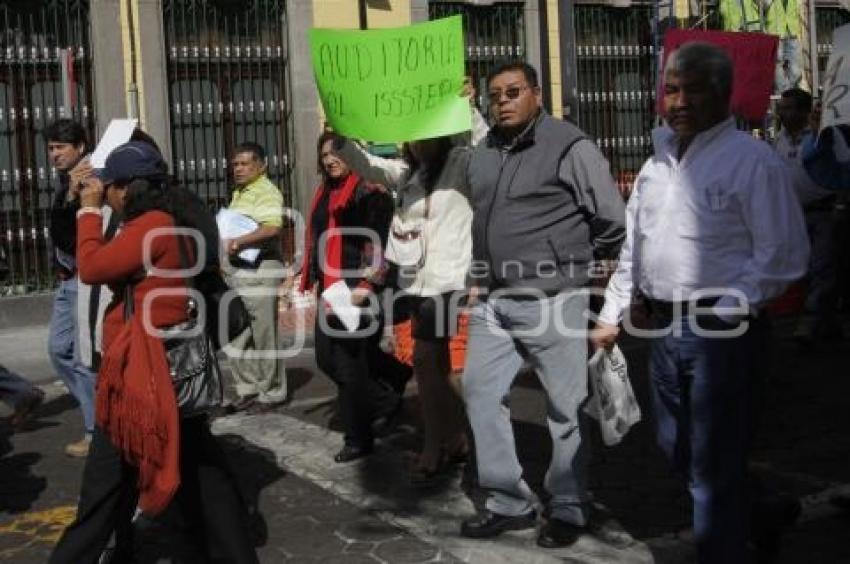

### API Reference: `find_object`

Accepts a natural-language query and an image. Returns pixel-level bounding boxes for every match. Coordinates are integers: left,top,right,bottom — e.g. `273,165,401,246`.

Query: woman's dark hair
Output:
402,135,455,191
123,177,220,267
130,128,162,155
316,130,344,184
123,177,169,221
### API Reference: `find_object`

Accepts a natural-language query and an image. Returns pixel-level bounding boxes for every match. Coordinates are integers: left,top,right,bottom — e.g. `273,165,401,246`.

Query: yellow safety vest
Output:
765,0,800,38
720,0,761,32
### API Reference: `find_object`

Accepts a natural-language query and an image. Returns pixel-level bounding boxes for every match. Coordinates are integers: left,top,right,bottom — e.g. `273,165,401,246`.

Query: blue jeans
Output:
649,313,761,564
0,363,36,408
463,292,590,525
48,277,96,433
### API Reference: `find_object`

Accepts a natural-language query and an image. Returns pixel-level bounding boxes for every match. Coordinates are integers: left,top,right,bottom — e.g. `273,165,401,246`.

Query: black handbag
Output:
123,236,224,417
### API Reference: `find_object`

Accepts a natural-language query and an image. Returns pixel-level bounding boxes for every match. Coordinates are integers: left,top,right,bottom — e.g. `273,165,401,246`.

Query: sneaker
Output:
65,435,92,458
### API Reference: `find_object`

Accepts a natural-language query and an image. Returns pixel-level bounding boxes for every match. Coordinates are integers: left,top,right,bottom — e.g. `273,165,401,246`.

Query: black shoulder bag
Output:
123,236,224,417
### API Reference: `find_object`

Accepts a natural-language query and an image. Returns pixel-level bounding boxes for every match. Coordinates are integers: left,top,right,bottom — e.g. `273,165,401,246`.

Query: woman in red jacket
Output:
49,141,257,564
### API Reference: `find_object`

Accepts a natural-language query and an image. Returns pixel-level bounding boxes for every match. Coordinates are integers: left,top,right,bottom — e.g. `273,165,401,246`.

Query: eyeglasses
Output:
487,85,530,103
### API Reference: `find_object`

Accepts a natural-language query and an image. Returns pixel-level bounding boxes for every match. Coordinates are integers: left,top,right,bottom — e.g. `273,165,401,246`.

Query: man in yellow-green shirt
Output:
223,142,287,412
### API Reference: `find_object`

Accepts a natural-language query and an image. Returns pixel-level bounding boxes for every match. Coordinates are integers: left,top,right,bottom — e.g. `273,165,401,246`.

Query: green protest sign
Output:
309,16,471,143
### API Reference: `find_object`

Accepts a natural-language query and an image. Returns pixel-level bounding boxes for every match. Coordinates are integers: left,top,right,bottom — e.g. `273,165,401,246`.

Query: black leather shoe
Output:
460,510,536,539
333,444,372,463
537,518,585,548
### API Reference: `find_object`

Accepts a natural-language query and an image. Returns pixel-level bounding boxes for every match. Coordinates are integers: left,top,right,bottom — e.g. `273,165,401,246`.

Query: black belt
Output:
645,297,720,318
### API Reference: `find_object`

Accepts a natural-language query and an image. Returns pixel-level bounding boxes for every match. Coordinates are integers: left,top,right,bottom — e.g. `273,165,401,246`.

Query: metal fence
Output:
573,3,656,190
163,0,294,208
428,1,526,112
0,0,94,296
816,6,850,81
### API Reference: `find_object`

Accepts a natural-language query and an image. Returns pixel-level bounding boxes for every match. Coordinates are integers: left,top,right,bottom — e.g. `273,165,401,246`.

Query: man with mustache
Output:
592,43,809,562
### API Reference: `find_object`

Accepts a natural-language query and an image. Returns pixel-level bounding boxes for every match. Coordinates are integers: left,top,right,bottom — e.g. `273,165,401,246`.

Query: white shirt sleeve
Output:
336,140,409,189
599,179,641,325
471,107,490,147
713,160,810,320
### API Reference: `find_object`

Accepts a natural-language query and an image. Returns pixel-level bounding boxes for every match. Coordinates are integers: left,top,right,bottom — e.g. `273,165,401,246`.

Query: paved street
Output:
1,312,850,563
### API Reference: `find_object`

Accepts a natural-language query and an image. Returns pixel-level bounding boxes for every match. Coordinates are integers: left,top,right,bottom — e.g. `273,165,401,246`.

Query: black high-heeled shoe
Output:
333,444,372,463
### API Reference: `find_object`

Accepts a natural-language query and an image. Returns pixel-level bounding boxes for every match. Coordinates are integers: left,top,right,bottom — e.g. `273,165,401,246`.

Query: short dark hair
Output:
233,142,266,162
665,42,733,101
781,88,813,113
45,119,87,148
486,62,539,89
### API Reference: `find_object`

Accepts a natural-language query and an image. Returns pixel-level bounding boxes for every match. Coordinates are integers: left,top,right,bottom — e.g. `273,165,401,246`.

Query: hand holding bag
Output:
585,345,641,446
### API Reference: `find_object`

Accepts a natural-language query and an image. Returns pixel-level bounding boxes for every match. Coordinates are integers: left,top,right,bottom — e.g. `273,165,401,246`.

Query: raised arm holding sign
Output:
309,16,471,143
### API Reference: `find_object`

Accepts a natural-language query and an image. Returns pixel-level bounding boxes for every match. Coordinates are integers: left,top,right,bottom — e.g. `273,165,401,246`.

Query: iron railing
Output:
429,1,526,113
163,0,294,211
0,0,94,296
816,6,850,82
573,4,656,189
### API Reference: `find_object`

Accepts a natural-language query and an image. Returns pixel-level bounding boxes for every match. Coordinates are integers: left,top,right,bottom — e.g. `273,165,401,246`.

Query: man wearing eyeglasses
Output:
460,62,626,547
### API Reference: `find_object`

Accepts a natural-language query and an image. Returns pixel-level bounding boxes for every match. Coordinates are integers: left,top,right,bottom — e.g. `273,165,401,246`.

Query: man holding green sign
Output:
309,16,471,143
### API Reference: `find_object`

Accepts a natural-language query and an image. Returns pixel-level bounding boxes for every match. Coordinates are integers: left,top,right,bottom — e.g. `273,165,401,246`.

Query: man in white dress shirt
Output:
592,43,809,563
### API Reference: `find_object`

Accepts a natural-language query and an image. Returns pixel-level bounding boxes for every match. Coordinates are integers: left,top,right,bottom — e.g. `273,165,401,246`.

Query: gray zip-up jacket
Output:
468,112,626,294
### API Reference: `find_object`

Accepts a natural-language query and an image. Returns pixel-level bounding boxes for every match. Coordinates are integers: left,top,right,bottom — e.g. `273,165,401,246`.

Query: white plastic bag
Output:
586,345,641,446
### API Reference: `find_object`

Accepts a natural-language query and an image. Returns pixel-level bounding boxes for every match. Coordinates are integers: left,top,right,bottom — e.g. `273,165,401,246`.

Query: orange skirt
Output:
392,311,469,374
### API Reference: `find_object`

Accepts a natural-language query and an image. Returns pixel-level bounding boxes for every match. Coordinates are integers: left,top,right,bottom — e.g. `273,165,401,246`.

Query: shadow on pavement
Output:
30,394,77,420
218,433,286,548
130,433,284,562
0,430,47,514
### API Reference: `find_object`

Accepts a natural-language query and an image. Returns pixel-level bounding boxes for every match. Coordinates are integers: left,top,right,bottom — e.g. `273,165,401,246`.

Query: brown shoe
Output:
65,436,92,458
10,388,44,429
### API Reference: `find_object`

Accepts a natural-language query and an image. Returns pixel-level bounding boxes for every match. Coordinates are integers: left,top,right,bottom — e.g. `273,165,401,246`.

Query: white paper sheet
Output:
216,209,261,263
90,119,138,168
321,281,361,333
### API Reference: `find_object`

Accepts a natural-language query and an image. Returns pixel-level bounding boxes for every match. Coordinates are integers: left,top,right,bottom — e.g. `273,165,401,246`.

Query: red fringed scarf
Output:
97,313,180,515
299,172,361,293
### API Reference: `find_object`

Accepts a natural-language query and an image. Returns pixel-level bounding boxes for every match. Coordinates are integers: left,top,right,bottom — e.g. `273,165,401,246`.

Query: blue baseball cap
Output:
96,141,168,185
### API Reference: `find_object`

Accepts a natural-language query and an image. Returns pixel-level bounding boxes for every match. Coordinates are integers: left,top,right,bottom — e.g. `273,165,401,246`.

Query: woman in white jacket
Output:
337,134,477,480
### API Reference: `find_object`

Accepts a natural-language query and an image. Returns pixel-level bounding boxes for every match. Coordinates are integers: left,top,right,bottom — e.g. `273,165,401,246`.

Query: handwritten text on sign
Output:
821,24,850,130
309,16,471,143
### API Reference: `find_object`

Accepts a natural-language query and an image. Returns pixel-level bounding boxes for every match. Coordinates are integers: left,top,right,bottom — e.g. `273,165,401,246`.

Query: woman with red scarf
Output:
49,141,257,564
299,131,405,463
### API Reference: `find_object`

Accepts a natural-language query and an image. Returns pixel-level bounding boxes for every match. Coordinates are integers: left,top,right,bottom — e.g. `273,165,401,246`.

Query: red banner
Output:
659,29,778,122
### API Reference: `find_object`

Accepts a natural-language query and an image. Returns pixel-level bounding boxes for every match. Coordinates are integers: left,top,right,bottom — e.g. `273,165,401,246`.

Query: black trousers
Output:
49,418,258,564
314,314,406,449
